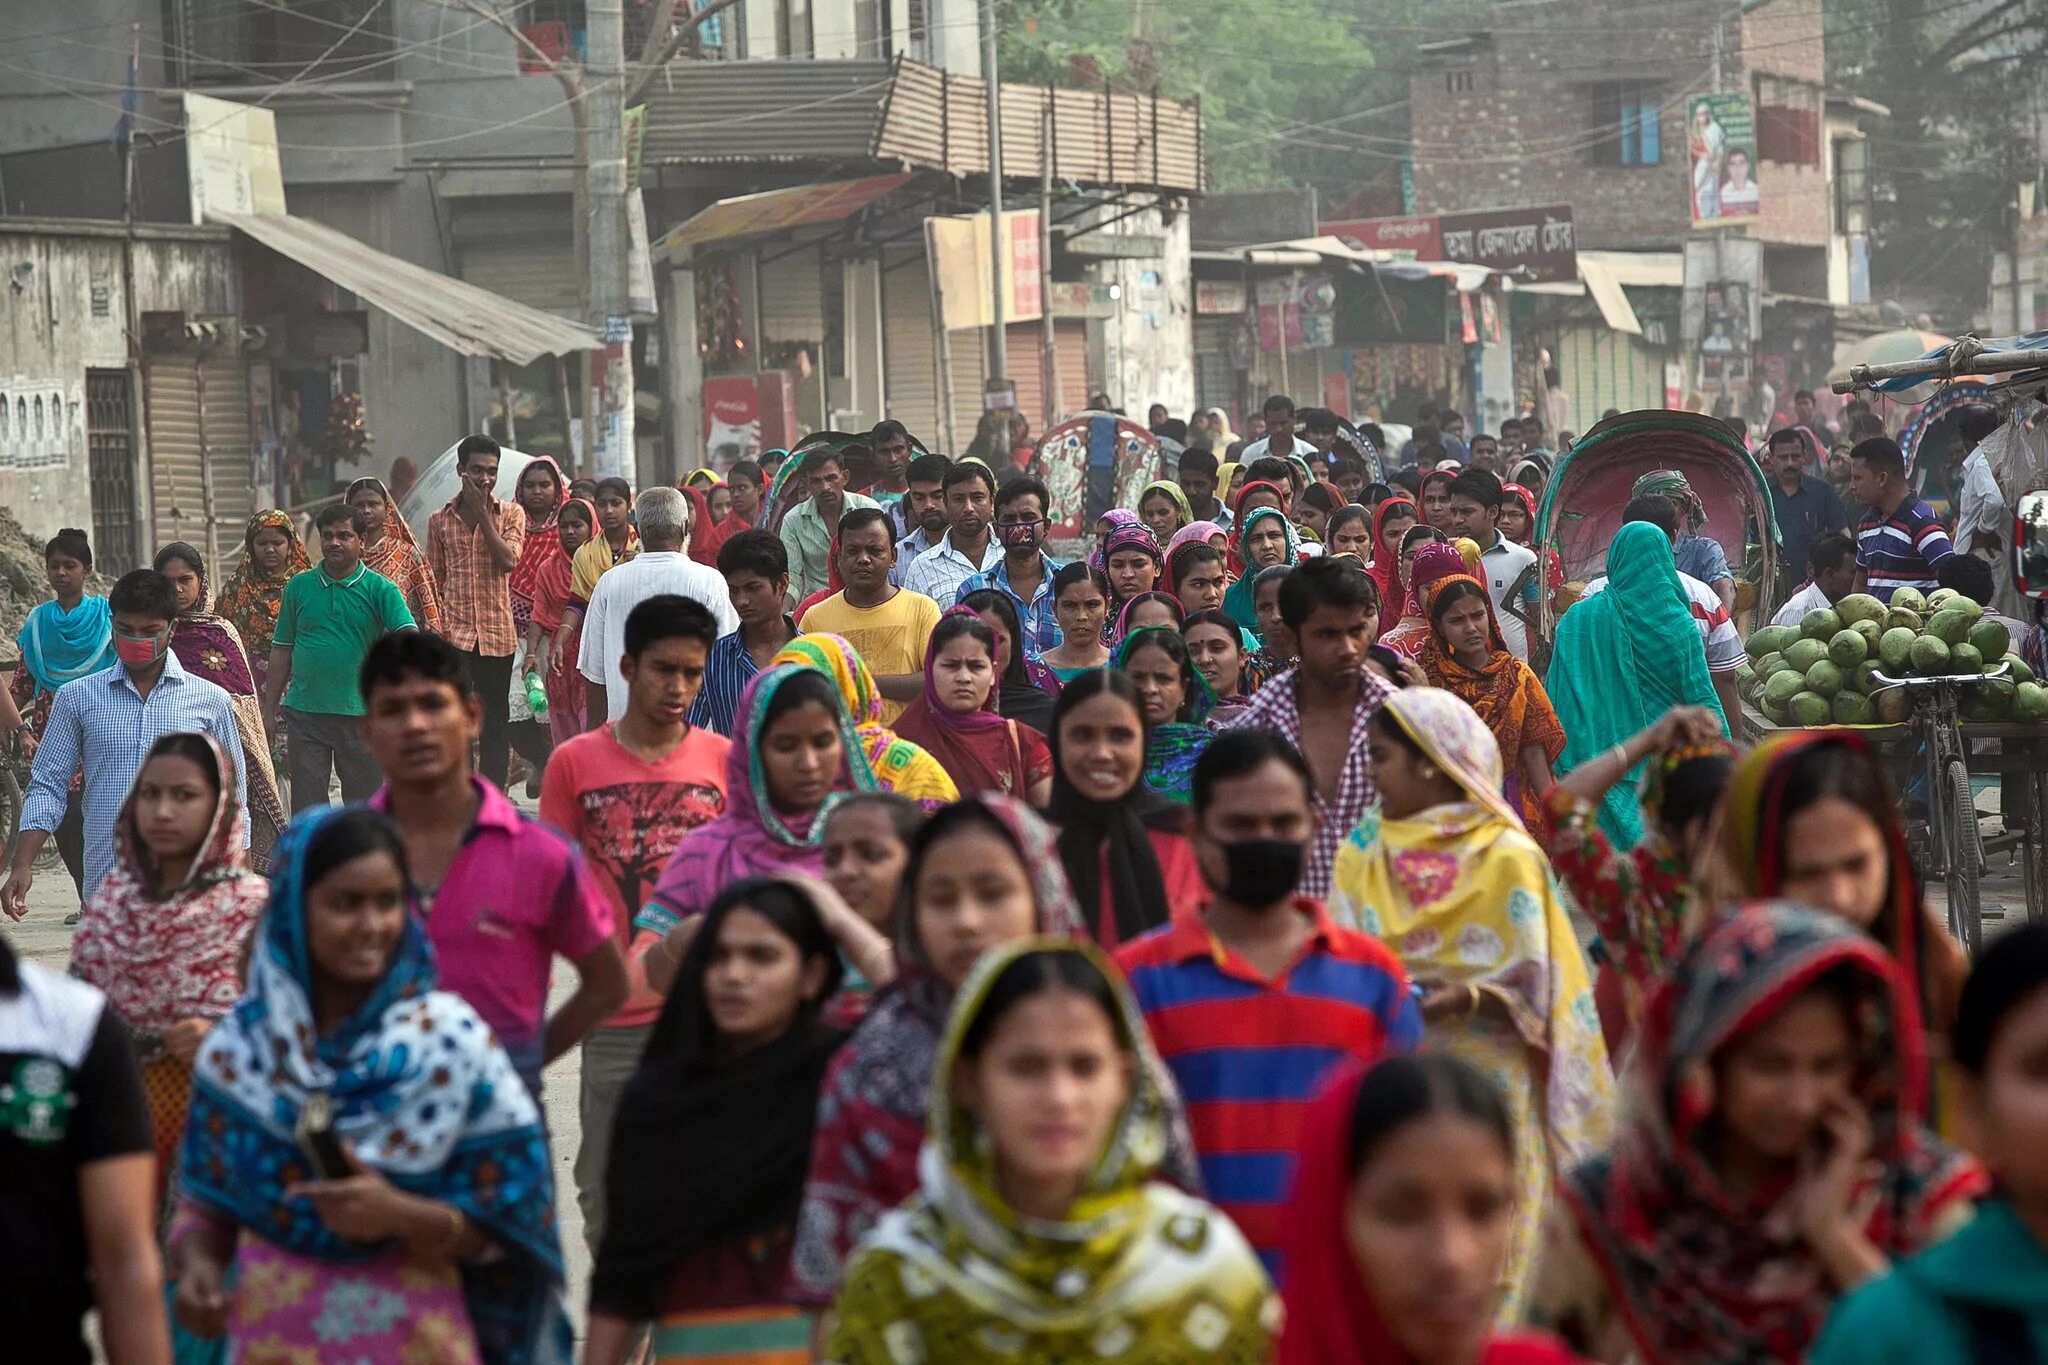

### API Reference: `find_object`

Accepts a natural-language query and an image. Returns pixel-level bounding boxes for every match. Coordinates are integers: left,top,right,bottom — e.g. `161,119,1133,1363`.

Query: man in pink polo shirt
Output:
541,594,729,1249
358,630,627,1095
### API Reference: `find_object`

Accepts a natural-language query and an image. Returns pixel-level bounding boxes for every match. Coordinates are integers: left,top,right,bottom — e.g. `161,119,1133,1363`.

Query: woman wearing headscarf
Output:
1540,706,1734,1057
642,665,878,944
789,797,1090,1308
1163,519,1230,561
526,494,594,747
892,610,1052,803
1202,406,1241,449
151,543,289,867
1112,624,1217,805
1138,479,1193,545
346,475,443,634
1098,520,1165,647
960,588,1060,732
1279,1054,1589,1365
1546,521,1729,848
588,876,892,1365
1221,506,1301,634
1329,688,1614,1320
824,939,1274,1365
1418,573,1566,830
1112,589,1185,644
770,633,959,811
212,508,310,702
171,806,570,1364
1364,496,1419,615
1042,669,1203,949
1216,460,1245,508
1377,539,1471,659
10,528,111,749
1719,731,1971,1077
506,455,568,632
676,482,721,569
1294,480,1345,547
72,732,267,1203
1531,904,1985,1365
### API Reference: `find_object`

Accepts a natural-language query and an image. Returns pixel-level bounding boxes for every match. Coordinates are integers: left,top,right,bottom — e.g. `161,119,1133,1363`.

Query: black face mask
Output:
1211,837,1305,905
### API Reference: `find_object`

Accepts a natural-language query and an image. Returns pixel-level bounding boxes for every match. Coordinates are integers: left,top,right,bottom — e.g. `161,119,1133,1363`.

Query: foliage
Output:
996,0,1490,196
1826,0,2047,322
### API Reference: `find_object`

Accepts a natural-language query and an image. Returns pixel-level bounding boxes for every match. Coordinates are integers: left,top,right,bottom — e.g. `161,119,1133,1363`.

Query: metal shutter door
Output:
200,352,255,575
881,249,941,448
145,352,254,579
1054,321,1090,421
147,357,208,558
1002,322,1092,430
459,236,581,317
759,244,827,342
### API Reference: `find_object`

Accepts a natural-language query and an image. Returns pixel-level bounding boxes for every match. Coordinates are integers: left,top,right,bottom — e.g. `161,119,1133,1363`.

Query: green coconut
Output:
1763,669,1807,708
1833,691,1875,724
1746,625,1795,661
1834,593,1885,626
1875,687,1912,723
1807,660,1845,698
1884,607,1924,632
1828,629,1869,668
1970,620,2011,662
1925,609,1973,646
1784,638,1830,673
1879,628,1918,669
1911,635,1952,674
1951,642,1984,675
1789,691,1834,726
2005,655,2035,684
1802,608,1843,641
1891,586,1928,616
1855,660,1886,695
2015,682,2048,723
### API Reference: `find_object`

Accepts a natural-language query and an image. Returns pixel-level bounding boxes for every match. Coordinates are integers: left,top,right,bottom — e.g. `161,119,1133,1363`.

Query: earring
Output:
1419,764,1438,781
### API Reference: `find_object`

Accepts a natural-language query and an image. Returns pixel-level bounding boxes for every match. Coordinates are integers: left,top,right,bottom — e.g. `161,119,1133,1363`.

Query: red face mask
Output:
113,629,167,667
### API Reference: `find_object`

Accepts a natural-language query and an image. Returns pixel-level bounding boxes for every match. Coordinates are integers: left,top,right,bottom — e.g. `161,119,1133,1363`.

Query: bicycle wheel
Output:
1945,757,1984,954
0,762,21,875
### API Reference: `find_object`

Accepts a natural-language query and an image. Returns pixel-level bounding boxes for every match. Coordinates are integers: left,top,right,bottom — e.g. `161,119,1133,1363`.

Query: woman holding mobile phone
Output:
170,806,571,1364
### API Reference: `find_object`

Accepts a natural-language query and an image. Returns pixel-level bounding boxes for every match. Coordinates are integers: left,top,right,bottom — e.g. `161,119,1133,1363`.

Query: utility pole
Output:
586,0,636,481
1041,101,1056,428
982,0,1007,385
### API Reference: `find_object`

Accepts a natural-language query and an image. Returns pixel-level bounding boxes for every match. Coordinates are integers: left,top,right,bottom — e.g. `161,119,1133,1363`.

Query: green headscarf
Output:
1220,507,1300,635
1546,521,1728,846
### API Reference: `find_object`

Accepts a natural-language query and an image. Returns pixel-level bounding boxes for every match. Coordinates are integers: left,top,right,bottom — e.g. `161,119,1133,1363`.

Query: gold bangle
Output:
1462,984,1481,1020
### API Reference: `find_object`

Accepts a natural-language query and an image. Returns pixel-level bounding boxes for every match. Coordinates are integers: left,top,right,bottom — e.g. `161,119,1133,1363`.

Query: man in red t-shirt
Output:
541,593,730,1250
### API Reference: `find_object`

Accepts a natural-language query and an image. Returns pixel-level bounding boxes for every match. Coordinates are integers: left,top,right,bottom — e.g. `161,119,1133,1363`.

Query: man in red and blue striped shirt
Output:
1114,731,1421,1279
1849,435,1955,604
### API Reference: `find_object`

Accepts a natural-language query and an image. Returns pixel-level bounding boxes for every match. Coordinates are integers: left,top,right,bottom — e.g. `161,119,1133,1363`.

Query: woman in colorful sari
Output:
506,455,567,634
639,664,880,963
1719,731,1972,1081
1546,520,1728,847
1418,574,1565,830
346,476,443,633
771,632,960,810
588,876,893,1365
212,508,310,702
789,796,1091,1309
891,610,1053,804
1376,538,1469,659
1328,688,1614,1319
1112,624,1216,804
823,939,1274,1365
1540,706,1733,1057
1221,506,1301,634
5,528,110,899
1138,479,1193,545
1241,565,1299,692
1099,520,1165,647
171,806,571,1364
526,495,593,747
1279,1054,1590,1365
1362,497,1417,614
150,543,289,868
1531,903,1984,1365
72,732,266,1204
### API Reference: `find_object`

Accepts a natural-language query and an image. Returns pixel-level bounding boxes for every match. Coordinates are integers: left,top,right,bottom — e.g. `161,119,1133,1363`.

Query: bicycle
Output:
1870,665,2002,954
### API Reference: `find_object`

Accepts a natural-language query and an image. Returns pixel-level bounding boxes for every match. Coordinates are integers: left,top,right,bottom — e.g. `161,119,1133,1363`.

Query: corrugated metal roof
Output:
213,210,599,364
640,61,896,166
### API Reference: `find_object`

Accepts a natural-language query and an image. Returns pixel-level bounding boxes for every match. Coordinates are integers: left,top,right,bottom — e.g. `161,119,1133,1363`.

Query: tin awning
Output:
654,172,917,256
212,210,600,365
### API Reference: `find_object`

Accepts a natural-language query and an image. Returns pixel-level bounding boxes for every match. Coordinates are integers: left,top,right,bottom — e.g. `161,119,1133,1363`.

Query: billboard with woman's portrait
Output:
1688,93,1762,228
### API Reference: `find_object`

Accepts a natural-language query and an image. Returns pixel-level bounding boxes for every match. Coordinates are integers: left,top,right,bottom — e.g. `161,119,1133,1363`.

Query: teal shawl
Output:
1547,522,1727,846
1114,625,1217,804
17,595,113,693
1221,508,1300,637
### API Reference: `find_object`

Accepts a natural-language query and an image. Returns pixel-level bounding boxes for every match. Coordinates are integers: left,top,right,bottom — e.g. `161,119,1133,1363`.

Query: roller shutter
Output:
1557,321,1664,424
1194,315,1239,417
759,244,827,342
881,249,941,448
1003,321,1091,430
458,235,580,317
145,350,255,579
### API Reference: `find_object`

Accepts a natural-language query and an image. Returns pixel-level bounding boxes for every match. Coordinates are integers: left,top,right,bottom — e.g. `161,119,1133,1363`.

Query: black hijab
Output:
589,879,848,1319
1043,670,1181,947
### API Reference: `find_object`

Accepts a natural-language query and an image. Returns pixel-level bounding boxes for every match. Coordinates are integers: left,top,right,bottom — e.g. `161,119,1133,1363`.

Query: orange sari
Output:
1417,574,1565,830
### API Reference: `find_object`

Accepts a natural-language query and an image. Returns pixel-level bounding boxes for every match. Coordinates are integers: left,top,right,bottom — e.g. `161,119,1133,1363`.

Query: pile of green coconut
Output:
1736,587,2048,726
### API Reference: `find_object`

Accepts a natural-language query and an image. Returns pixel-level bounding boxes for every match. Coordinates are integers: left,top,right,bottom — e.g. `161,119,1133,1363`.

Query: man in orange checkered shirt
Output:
427,433,526,786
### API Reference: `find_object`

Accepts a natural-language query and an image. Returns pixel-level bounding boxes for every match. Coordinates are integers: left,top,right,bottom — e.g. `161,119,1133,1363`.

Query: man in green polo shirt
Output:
262,503,416,810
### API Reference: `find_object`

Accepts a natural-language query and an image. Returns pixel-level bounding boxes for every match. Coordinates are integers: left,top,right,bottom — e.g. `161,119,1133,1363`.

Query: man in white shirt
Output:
1440,468,1538,660
578,487,739,727
904,461,1001,603
1236,393,1320,468
1581,495,1744,720
1770,531,1859,629
1949,404,2020,615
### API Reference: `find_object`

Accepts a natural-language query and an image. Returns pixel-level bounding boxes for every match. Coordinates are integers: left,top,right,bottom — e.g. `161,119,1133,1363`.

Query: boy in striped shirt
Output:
1849,435,1955,604
1115,731,1421,1279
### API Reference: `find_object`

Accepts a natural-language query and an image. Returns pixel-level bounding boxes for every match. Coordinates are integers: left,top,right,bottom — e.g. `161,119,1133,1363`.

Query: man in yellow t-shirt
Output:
797,507,939,724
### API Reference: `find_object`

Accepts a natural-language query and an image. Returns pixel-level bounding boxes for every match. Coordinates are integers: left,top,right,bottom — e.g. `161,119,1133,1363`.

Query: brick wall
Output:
1407,0,1829,251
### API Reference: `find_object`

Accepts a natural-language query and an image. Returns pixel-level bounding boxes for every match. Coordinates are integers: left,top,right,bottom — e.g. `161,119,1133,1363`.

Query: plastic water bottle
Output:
524,671,548,721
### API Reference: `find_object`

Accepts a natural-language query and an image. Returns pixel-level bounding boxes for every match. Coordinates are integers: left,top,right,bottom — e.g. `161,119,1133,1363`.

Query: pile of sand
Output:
0,510,116,653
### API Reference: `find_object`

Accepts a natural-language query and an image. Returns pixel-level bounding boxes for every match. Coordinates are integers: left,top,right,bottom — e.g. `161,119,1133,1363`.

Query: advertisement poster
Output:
702,375,761,468
1688,93,1762,228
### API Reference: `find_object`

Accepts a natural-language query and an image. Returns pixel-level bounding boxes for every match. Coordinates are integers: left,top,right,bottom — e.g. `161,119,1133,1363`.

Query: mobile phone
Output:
295,1094,351,1181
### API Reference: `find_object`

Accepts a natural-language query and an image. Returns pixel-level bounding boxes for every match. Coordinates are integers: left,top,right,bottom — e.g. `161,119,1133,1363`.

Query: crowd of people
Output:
7,391,2048,1365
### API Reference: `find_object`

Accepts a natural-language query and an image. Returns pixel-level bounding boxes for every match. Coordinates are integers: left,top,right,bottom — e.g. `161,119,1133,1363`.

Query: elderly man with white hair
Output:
576,486,739,728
